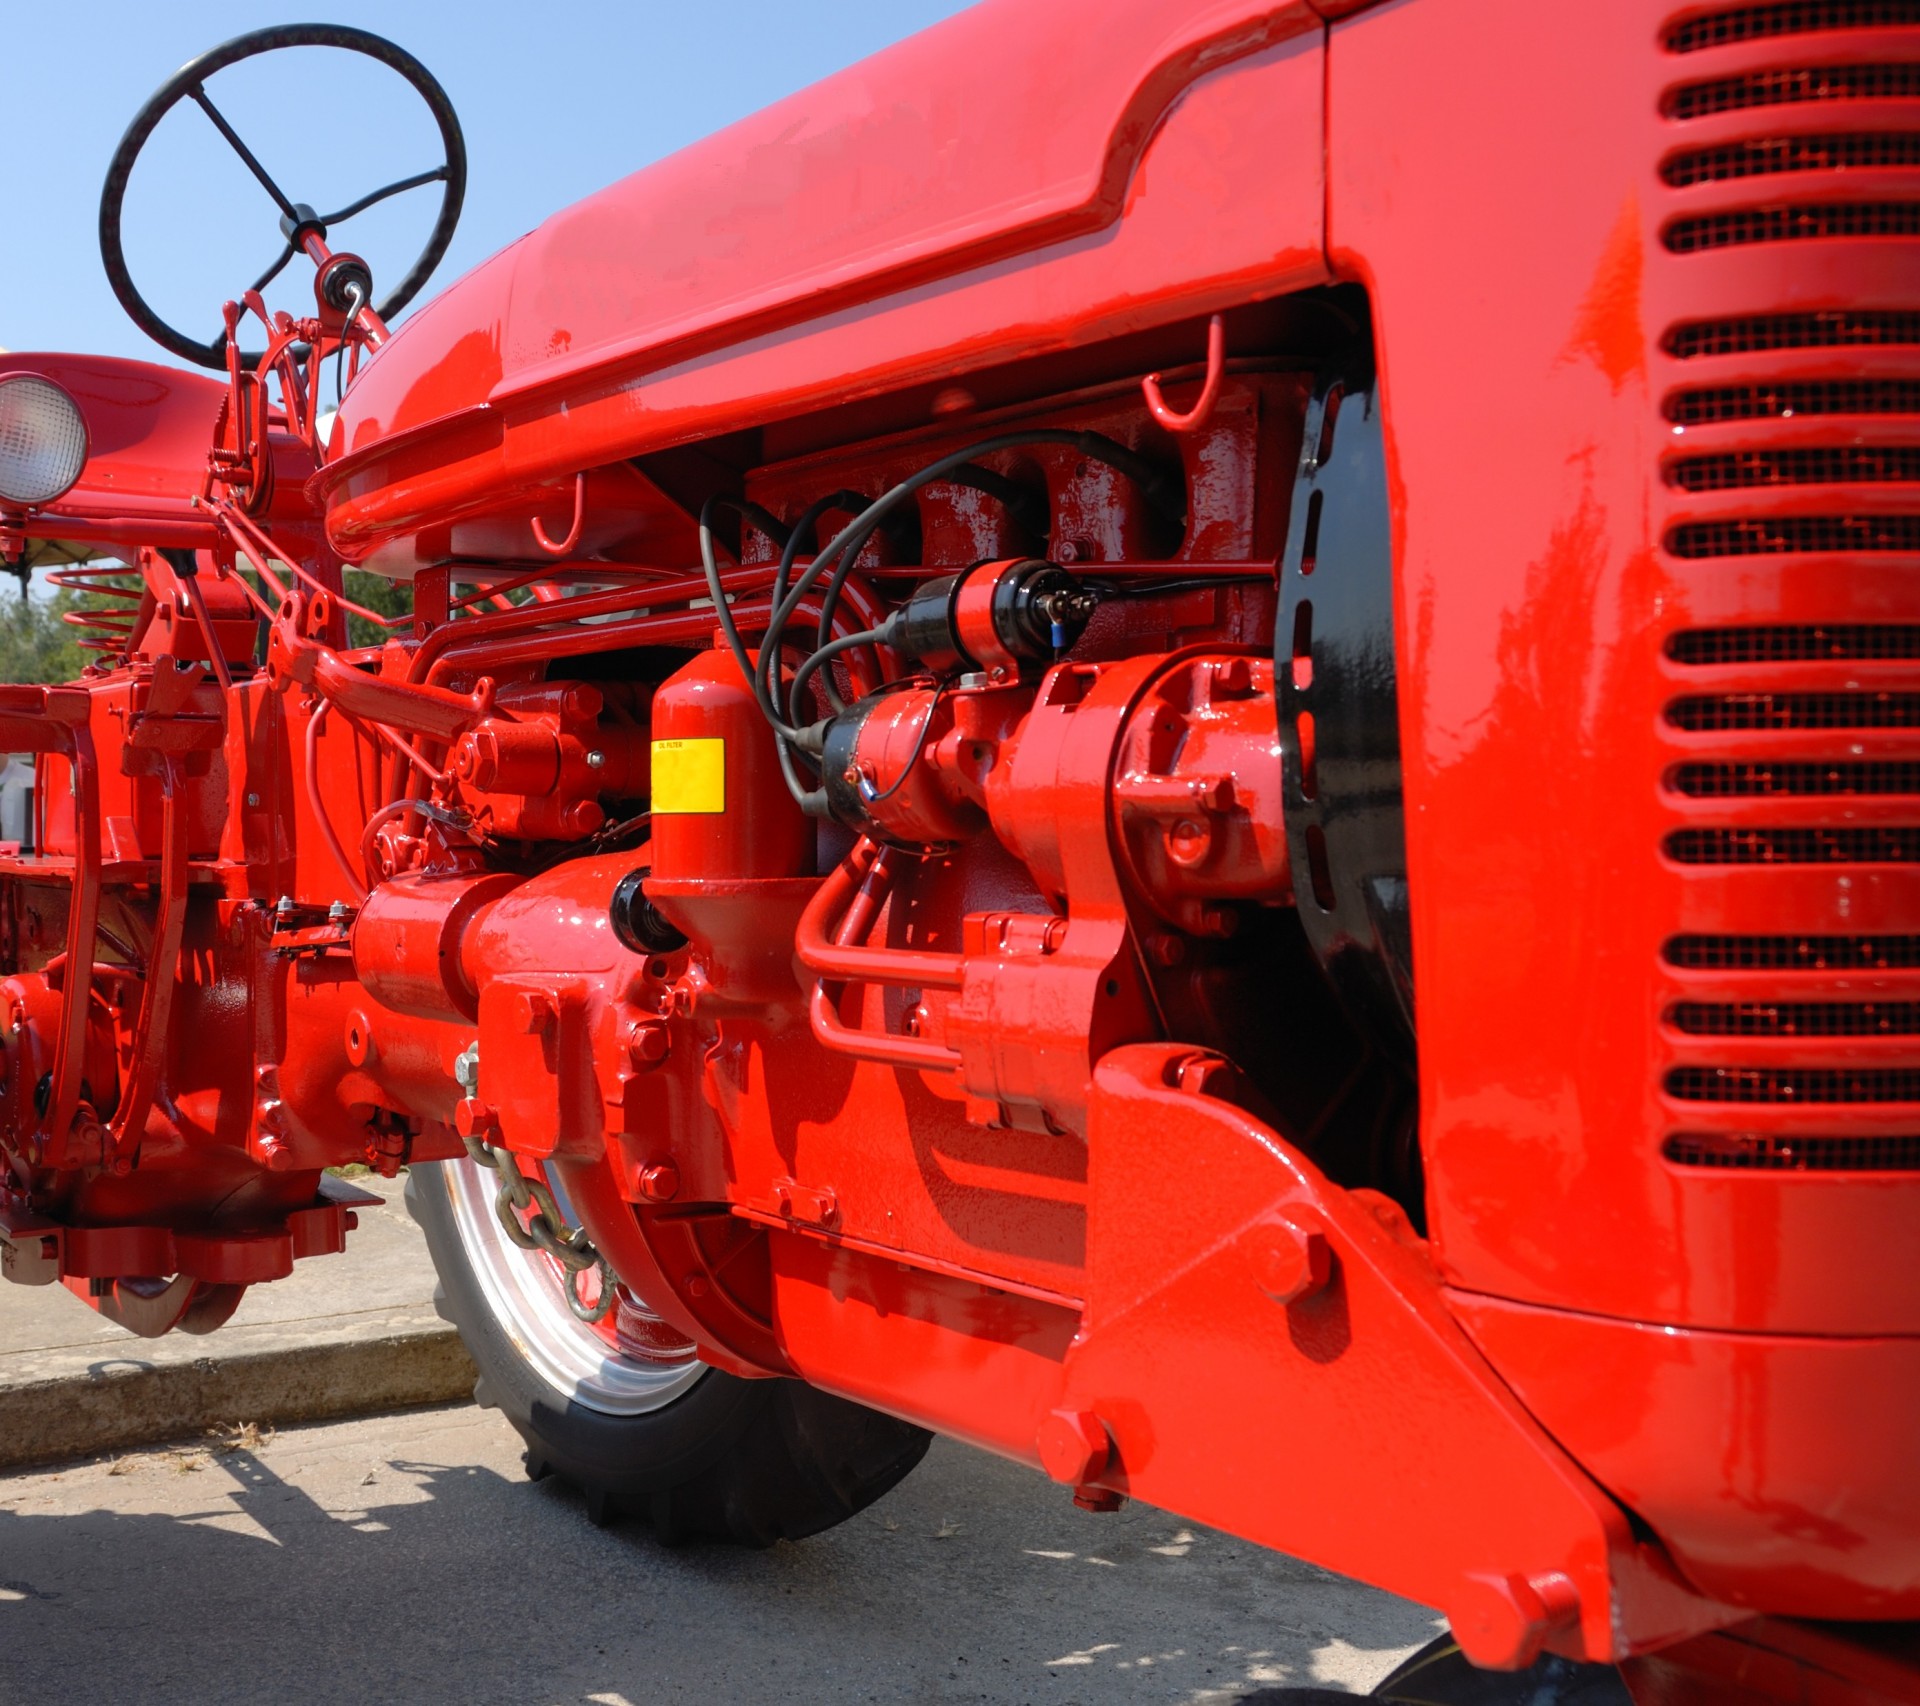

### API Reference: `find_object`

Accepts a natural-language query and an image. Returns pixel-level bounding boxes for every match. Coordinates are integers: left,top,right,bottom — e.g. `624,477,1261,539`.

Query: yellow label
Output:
651,737,725,814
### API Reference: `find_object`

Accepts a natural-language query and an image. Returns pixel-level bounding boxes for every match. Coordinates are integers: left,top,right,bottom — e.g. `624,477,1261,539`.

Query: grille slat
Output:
1664,1130,1920,1169
1668,623,1920,662
1666,447,1920,489
1667,825,1920,861
1664,132,1920,185
1666,309,1920,358
1666,690,1920,728
1667,63,1920,120
1665,202,1920,252
1667,3,1920,53
1668,1064,1920,1098
1669,758,1920,792
1667,514,1920,554
1670,998,1920,1032
1666,379,1920,422
1666,933,1920,968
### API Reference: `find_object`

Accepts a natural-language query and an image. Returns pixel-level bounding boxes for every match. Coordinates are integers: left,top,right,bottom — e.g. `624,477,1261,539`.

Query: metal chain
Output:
460,1131,616,1323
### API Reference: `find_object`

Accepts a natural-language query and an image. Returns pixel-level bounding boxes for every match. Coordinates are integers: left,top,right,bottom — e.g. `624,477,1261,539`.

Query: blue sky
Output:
4,1,975,364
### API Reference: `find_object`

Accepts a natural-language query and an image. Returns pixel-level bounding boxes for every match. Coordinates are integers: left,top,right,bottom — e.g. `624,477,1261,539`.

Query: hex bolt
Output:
1144,932,1186,968
639,1160,680,1202
1036,1408,1111,1486
453,1097,497,1140
1073,1486,1127,1514
255,1136,294,1172
1447,1571,1582,1671
1253,1212,1333,1305
585,749,606,770
512,991,556,1036
626,1019,670,1068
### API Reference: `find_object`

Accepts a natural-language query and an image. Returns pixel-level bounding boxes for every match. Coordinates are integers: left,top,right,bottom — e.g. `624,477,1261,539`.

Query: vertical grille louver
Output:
1657,6,1920,1173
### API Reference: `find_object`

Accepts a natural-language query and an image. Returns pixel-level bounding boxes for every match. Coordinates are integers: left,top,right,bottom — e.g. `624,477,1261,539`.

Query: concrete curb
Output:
0,1320,477,1470
0,1194,478,1471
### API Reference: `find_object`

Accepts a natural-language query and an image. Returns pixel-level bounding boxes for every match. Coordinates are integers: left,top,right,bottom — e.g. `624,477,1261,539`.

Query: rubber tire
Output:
1234,1634,1632,1703
1369,1635,1632,1702
406,1163,931,1546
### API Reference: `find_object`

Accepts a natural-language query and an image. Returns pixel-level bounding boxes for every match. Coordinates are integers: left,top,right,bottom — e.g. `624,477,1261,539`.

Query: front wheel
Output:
406,1157,930,1545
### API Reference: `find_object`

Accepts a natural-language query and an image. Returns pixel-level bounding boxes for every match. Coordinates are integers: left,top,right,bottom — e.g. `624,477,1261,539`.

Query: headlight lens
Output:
0,374,89,507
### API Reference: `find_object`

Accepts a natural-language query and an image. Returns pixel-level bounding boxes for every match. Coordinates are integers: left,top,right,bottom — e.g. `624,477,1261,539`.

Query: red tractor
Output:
1,4,1915,1698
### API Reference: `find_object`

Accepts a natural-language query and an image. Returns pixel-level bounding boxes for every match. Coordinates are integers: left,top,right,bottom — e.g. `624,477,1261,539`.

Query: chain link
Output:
460,1131,616,1323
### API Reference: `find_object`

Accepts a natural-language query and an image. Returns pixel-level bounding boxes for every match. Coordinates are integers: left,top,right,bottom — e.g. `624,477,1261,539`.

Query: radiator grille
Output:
1664,1131,1920,1168
1668,758,1920,793
1666,62,1920,120
1657,12,1920,1184
1667,2,1920,53
1669,998,1920,1033
1665,202,1920,251
1665,690,1920,728
1665,310,1920,358
1665,933,1920,968
1667,623,1920,661
1666,447,1920,490
1664,133,1920,187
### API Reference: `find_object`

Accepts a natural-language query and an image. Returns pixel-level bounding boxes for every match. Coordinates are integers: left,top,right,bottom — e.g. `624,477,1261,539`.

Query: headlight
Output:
0,374,89,507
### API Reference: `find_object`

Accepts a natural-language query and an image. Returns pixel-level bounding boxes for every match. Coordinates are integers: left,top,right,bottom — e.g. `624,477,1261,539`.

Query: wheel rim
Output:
443,1155,704,1416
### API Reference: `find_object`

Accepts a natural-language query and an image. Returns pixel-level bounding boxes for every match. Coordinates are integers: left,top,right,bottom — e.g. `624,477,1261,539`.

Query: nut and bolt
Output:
626,1019,670,1068
638,1160,680,1202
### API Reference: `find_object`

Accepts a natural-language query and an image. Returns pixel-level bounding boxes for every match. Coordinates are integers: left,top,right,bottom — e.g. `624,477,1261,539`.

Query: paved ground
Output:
0,1405,1439,1704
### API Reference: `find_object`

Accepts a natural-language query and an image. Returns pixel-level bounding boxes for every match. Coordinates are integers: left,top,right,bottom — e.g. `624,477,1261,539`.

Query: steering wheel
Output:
98,24,467,371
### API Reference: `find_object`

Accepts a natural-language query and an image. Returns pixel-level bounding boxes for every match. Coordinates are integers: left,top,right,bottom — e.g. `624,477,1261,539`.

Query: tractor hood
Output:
319,0,1343,565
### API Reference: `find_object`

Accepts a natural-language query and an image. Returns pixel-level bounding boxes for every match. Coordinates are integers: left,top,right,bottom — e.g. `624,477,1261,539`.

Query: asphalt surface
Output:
0,1406,1439,1704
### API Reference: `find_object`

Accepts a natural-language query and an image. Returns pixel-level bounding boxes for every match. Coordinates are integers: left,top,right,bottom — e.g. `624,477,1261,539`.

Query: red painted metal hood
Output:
327,0,1325,468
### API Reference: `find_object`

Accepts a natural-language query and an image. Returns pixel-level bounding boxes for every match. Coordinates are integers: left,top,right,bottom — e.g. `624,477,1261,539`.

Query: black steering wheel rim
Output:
98,22,467,372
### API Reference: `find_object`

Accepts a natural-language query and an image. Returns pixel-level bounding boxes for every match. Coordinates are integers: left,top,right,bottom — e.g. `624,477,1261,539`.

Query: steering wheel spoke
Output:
318,165,450,228
249,242,298,298
187,83,300,222
98,25,467,371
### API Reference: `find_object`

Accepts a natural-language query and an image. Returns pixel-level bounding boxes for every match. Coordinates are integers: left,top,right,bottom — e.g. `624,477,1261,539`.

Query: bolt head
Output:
1036,1409,1111,1486
453,1097,496,1140
257,1136,294,1172
585,749,606,770
639,1160,680,1202
1144,932,1186,968
1448,1572,1581,1671
560,799,604,836
511,991,556,1035
1253,1214,1333,1305
626,1020,670,1067
1073,1486,1127,1513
